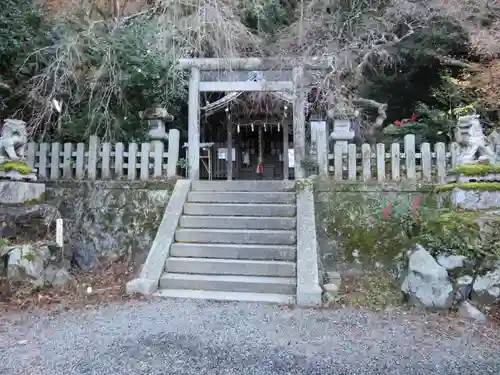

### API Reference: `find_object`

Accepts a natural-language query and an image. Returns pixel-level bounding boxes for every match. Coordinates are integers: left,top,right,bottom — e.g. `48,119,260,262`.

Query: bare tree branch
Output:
353,98,388,128
436,56,480,70
355,23,415,79
0,81,11,92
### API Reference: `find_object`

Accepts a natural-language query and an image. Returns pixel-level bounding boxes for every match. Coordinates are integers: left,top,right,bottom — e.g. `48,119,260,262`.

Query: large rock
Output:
43,265,71,287
455,275,474,302
71,240,101,271
7,243,50,284
0,203,61,242
472,263,500,305
459,301,487,322
6,242,72,287
401,245,454,309
436,254,467,271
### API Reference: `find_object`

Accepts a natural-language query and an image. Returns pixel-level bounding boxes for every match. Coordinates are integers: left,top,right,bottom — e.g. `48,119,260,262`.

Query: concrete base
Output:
296,179,323,307
125,278,158,295
0,181,45,204
297,285,323,307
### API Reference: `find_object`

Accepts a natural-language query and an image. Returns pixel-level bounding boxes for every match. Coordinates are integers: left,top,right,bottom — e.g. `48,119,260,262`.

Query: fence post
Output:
87,135,99,179
436,142,446,183
152,141,164,178
128,142,138,181
114,142,124,178
404,134,416,180
348,144,356,181
361,143,371,182
62,142,72,179
101,142,111,179
75,143,85,179
140,142,150,181
50,142,60,180
39,142,48,179
334,143,343,180
391,143,400,181
26,142,36,169
166,129,180,178
421,142,431,182
376,143,385,182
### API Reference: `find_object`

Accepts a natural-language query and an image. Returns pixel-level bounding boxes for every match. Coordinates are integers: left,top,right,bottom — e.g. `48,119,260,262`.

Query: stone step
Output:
179,215,296,230
165,257,296,277
183,203,296,217
154,289,295,304
187,191,296,204
169,243,296,261
191,180,295,192
175,228,296,245
159,273,296,294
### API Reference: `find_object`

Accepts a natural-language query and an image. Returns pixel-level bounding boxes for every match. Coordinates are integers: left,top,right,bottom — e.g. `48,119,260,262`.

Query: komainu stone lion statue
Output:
0,119,28,165
455,114,497,165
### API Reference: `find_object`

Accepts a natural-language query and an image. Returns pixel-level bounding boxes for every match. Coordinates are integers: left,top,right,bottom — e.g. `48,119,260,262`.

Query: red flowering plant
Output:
379,196,427,242
383,103,453,144
391,113,417,129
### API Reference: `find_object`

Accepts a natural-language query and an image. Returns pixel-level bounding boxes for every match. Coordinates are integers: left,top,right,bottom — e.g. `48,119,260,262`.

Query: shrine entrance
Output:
196,115,294,180
195,86,295,180
178,58,328,180
233,121,292,180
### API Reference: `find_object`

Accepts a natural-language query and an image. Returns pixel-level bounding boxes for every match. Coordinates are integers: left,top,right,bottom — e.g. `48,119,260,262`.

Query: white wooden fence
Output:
317,134,488,183
25,129,180,181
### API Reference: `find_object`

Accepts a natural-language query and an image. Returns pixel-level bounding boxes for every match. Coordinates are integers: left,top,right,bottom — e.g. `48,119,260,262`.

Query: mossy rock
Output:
436,182,500,192
0,160,33,175
451,163,500,177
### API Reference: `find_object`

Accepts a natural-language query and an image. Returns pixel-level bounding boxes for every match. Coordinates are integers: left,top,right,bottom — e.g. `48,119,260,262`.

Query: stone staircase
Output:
157,180,297,304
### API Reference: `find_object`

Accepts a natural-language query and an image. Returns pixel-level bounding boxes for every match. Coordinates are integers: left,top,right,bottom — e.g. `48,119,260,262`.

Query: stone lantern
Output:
139,107,174,142
330,119,355,153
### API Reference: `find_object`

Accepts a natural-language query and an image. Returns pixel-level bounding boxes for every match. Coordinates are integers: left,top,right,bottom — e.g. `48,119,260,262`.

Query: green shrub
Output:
322,188,500,276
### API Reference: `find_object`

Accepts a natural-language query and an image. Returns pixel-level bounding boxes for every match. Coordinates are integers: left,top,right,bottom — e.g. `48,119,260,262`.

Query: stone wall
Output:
314,180,434,274
44,180,175,267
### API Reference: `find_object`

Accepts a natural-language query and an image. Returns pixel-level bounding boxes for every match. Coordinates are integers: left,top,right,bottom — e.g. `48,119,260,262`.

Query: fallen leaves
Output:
0,257,145,314
327,270,402,311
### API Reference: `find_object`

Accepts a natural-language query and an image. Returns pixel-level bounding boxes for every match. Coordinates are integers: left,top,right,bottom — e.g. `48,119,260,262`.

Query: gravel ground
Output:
1,299,499,375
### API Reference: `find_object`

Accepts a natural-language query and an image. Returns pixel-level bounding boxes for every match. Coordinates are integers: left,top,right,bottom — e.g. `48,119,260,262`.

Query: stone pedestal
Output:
457,173,500,183
439,171,500,210
0,181,45,204
450,188,500,210
0,170,37,181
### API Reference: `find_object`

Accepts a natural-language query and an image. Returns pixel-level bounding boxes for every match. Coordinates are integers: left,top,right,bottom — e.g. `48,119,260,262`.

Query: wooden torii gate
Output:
178,57,329,180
